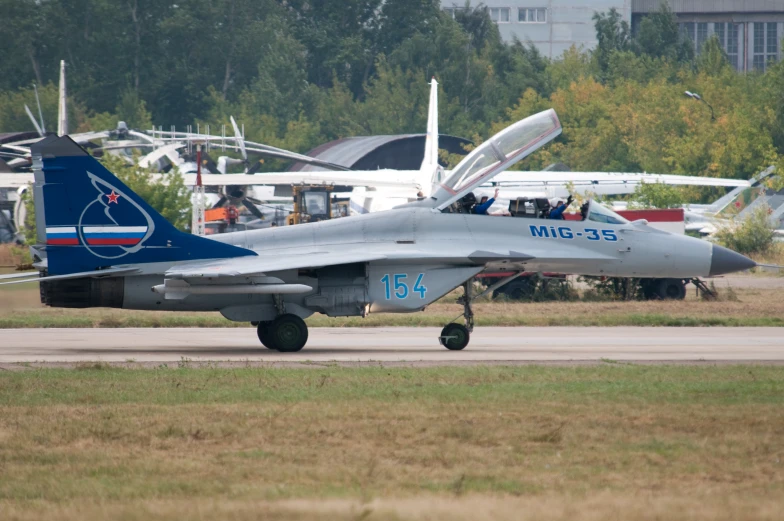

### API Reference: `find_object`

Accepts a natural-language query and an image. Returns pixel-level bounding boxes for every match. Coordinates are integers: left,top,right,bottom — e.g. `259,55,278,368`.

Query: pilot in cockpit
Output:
549,195,573,220
462,189,507,215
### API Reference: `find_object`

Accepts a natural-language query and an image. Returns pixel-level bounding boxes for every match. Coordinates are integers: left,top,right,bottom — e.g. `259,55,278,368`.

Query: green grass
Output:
2,365,782,406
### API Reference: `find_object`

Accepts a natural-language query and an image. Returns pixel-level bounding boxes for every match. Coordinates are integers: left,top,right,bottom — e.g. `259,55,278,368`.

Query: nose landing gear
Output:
439,279,475,351
439,272,526,351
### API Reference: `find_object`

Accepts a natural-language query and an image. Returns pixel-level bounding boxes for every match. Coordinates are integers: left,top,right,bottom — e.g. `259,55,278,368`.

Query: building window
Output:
726,23,739,70
518,8,546,23
715,22,724,45
753,22,779,71
489,7,511,23
713,22,740,71
767,22,778,55
680,22,695,42
696,23,708,51
685,22,745,70
442,7,464,19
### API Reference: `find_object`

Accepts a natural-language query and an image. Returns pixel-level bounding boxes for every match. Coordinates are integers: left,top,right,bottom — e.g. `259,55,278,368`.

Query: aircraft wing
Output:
0,173,34,188
165,250,389,278
0,131,110,150
0,170,421,192
146,132,352,172
488,171,750,188
177,171,422,191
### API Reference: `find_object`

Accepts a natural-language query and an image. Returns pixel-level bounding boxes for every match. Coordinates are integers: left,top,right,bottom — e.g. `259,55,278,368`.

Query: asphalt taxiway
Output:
0,327,782,366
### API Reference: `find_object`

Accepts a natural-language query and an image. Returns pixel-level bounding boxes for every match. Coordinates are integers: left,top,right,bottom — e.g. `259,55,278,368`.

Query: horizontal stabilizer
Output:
0,271,41,281
0,267,138,286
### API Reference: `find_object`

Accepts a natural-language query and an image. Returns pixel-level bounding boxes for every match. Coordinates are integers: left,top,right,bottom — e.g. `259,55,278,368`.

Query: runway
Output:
1,327,782,366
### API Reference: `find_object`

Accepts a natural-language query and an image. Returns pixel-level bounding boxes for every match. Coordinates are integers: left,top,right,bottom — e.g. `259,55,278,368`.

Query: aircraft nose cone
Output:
709,244,756,276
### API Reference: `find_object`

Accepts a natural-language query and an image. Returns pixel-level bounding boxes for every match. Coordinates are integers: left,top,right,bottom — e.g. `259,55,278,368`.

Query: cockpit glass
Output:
587,200,629,225
304,192,327,214
440,109,561,194
493,112,558,158
450,151,500,192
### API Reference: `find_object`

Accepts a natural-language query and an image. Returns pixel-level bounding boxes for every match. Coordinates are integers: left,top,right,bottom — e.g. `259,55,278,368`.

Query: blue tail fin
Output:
31,136,255,275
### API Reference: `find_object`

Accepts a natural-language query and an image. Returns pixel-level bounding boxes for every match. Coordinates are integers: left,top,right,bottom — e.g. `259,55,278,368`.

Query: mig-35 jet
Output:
1,109,756,352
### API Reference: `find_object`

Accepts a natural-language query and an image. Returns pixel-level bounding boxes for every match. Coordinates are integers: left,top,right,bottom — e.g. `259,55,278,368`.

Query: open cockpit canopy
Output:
431,109,561,210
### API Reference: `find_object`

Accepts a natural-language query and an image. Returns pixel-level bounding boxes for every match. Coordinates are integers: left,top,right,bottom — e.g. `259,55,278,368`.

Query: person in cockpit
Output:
473,188,499,215
549,195,573,219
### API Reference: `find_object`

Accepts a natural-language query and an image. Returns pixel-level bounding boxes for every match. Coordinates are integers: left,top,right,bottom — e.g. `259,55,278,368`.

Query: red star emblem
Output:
106,190,120,204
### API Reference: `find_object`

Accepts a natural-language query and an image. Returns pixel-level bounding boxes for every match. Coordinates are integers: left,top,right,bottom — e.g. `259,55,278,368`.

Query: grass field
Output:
0,365,782,520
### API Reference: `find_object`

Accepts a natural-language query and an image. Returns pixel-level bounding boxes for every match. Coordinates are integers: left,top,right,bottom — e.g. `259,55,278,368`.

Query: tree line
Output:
1,1,783,187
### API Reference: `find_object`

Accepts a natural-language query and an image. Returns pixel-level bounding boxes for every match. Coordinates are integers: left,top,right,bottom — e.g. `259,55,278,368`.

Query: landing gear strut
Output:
439,272,526,351
439,279,475,351
256,314,309,352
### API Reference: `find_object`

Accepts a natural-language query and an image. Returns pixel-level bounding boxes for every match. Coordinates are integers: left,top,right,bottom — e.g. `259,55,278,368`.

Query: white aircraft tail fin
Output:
417,78,441,196
57,60,68,136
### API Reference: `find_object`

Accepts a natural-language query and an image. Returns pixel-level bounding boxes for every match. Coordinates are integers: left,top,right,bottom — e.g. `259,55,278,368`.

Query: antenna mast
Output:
192,143,206,236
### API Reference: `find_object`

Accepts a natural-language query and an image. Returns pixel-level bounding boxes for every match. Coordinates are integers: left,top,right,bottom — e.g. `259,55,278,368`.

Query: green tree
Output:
100,154,192,231
627,181,686,209
0,83,89,135
632,3,693,63
715,205,776,256
697,36,731,76
592,8,631,78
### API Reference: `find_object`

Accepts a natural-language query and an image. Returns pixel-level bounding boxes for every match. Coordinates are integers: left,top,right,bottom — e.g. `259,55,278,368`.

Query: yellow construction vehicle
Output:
286,185,334,225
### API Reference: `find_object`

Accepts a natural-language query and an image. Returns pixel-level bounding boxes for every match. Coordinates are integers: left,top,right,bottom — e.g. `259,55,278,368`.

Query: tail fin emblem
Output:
43,171,156,259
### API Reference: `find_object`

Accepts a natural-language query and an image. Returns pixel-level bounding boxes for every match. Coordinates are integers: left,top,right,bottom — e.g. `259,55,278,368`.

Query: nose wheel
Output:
440,323,470,350
256,314,308,352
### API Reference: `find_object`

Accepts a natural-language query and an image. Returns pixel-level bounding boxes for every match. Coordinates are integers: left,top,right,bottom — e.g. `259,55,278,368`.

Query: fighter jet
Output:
1,109,756,352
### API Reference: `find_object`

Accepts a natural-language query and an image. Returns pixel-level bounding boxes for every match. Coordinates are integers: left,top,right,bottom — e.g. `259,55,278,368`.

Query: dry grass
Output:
0,244,29,267
0,365,782,520
745,243,784,276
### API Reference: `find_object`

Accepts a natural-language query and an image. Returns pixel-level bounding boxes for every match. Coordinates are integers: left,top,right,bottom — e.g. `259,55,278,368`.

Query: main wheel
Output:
439,323,470,351
493,278,535,300
655,278,686,300
256,321,276,350
270,314,308,352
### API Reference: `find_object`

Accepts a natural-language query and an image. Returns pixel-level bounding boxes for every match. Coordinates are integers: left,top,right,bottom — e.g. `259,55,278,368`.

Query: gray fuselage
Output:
107,208,724,322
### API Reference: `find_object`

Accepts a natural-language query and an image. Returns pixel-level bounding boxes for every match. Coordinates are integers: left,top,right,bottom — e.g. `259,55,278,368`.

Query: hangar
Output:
288,134,472,171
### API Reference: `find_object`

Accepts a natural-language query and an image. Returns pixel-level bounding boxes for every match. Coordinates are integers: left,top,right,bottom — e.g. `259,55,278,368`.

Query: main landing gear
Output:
439,272,526,351
256,314,309,352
